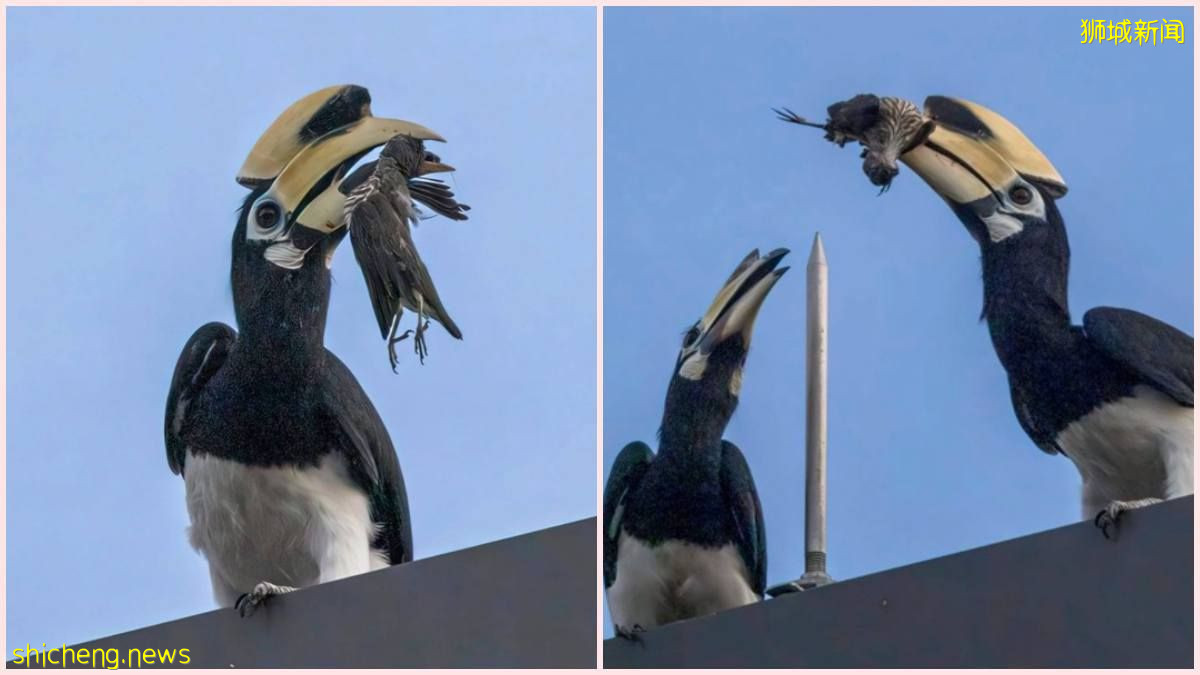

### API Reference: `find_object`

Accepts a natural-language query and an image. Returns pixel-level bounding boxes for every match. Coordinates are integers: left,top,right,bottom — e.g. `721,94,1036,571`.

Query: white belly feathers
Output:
184,452,388,607
607,532,758,631
1056,385,1194,512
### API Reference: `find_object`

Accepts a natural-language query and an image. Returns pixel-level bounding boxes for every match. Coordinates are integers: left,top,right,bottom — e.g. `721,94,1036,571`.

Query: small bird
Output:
342,135,468,369
604,249,788,635
776,94,933,191
166,86,443,617
888,96,1193,537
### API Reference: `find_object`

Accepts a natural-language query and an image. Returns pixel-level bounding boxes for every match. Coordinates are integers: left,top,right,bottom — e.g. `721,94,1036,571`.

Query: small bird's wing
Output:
603,441,655,588
720,440,767,597
320,349,413,564
343,162,470,222
1084,307,1194,406
345,165,463,340
409,178,470,221
164,322,237,476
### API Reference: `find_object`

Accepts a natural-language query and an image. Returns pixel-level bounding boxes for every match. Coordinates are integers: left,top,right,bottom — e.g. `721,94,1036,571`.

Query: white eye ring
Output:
247,195,288,241
1001,180,1043,216
254,200,282,231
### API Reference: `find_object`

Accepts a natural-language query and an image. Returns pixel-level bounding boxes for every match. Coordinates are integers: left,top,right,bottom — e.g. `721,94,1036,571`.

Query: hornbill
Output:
604,249,787,634
164,85,447,616
893,96,1194,536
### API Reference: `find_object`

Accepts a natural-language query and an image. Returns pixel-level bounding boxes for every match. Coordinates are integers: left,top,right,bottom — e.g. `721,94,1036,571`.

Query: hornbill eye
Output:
255,201,281,230
1010,186,1033,206
683,326,701,348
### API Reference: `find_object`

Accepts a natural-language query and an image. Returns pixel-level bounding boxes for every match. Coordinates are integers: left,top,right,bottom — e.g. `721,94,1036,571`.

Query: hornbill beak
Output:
236,84,374,188
251,116,446,236
899,97,1068,239
245,115,446,270
695,248,790,354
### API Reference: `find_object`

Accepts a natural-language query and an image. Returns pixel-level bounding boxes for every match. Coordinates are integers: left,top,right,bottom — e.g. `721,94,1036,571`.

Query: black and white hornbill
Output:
604,249,787,634
895,96,1193,535
164,85,448,616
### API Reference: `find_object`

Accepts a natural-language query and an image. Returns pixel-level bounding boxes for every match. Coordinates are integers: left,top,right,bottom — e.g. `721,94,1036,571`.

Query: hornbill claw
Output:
1094,508,1117,540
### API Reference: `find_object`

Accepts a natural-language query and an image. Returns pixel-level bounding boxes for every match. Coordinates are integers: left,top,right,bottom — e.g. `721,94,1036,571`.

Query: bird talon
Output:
615,624,647,643
236,581,294,618
387,324,414,372
1094,508,1119,540
413,318,430,364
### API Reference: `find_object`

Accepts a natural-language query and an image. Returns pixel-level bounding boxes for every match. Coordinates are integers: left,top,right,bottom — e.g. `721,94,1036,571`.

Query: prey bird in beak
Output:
245,114,447,272
604,248,788,635
776,94,934,191
341,134,469,370
822,93,1193,539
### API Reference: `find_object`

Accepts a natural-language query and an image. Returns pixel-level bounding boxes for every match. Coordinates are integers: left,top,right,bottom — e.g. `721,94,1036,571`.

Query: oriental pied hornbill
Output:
164,85,454,616
896,96,1193,536
604,249,787,634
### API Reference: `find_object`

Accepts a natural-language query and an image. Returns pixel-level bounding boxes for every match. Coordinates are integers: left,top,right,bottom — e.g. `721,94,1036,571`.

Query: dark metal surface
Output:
13,519,596,668
605,497,1193,668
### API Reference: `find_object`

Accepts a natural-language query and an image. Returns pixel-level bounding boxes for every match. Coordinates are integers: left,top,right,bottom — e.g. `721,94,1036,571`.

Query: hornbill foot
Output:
235,581,296,618
1094,498,1163,540
388,329,415,373
614,624,647,642
413,319,431,365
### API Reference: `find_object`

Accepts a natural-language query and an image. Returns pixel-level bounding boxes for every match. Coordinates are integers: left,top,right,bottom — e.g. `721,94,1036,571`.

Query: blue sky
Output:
7,7,595,648
604,7,1192,634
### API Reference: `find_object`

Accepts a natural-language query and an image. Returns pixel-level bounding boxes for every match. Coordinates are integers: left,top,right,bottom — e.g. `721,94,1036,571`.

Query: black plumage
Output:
165,189,412,613
1083,308,1193,407
607,336,767,594
971,191,1193,456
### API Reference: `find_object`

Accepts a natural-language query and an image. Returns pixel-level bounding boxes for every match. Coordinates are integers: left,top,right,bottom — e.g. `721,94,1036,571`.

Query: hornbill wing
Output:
1008,384,1062,455
344,166,463,340
720,440,767,597
320,349,414,564
603,441,654,588
164,322,236,476
1084,307,1194,407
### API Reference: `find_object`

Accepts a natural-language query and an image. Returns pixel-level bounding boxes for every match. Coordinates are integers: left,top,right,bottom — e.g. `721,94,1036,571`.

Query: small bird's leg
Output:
772,106,826,130
235,581,297,618
387,306,414,372
411,295,431,364
1094,497,1163,540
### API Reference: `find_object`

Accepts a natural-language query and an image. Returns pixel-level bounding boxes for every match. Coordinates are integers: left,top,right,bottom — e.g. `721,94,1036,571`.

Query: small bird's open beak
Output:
696,248,790,352
236,84,374,188
900,96,1068,206
417,159,456,175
